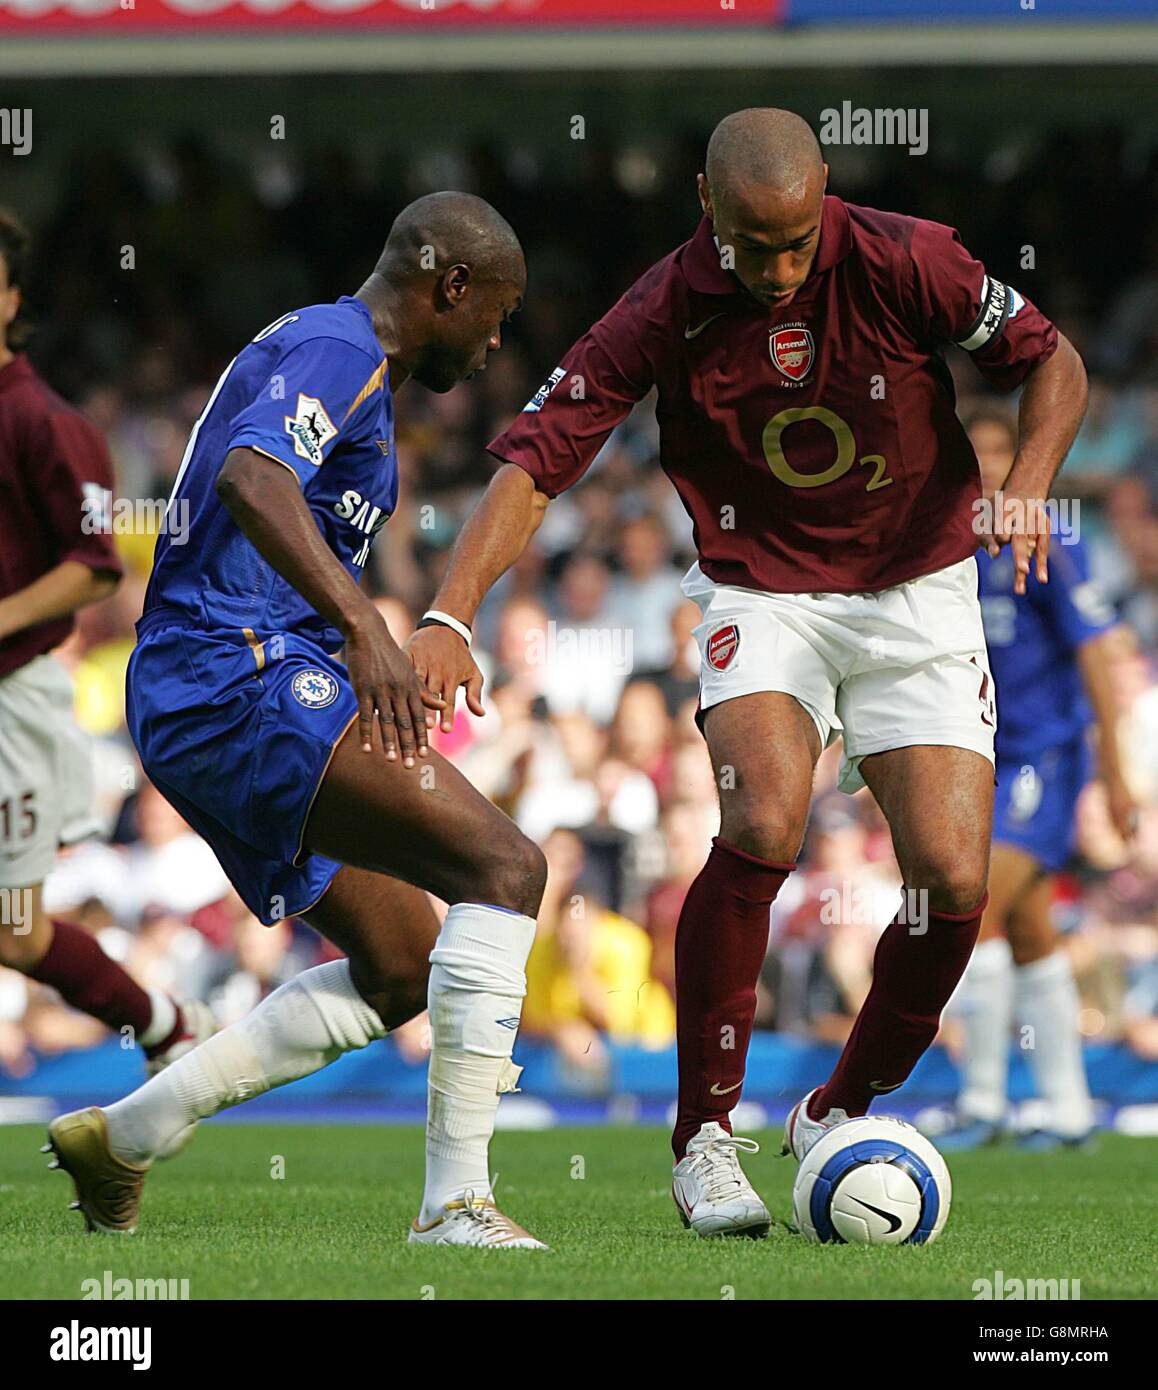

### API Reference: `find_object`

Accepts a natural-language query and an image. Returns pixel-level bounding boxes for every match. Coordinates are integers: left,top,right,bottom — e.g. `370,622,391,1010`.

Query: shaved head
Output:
358,190,526,393
377,190,525,290
698,108,828,309
704,108,824,203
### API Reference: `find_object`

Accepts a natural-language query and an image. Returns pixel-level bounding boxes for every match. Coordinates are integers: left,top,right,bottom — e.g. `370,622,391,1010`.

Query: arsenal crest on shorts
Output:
770,325,814,383
706,623,740,671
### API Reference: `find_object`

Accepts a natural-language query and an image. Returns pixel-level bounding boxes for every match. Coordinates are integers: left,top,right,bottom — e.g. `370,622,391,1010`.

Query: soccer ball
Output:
792,1115,951,1245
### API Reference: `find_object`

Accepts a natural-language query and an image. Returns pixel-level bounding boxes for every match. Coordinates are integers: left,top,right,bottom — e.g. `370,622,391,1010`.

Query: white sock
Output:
139,990,177,1049
950,937,1013,1125
419,902,537,1224
103,960,386,1164
1014,949,1093,1137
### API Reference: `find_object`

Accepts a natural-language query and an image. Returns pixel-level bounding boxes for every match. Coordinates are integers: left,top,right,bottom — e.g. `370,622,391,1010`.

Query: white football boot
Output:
782,1087,851,1161
672,1122,771,1238
408,1193,548,1249
147,1000,216,1161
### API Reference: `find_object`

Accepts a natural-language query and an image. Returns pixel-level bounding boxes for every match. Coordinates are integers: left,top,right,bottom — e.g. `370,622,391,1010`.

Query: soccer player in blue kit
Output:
46,192,551,1248
940,407,1139,1150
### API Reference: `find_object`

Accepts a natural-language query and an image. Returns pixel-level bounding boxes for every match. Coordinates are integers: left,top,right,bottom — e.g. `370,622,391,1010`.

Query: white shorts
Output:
0,654,99,888
683,557,996,795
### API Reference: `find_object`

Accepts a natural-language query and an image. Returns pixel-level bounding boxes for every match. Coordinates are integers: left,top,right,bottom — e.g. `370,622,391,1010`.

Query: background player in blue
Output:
939,407,1139,1151
46,193,552,1249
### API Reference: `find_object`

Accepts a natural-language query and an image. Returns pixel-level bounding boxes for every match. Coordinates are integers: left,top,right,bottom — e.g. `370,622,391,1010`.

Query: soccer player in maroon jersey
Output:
406,110,1089,1236
0,208,213,1098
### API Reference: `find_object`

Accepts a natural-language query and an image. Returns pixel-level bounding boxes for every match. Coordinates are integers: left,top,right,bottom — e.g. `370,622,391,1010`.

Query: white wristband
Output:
422,610,472,646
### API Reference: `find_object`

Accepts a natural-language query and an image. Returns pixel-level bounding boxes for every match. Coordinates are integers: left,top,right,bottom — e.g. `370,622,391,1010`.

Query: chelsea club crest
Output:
292,669,339,709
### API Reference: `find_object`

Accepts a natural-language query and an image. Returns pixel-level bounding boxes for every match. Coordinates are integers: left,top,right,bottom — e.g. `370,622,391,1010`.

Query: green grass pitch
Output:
1,1123,1153,1299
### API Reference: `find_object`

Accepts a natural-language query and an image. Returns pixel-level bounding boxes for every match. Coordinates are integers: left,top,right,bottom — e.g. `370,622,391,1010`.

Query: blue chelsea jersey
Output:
143,297,397,652
977,536,1115,759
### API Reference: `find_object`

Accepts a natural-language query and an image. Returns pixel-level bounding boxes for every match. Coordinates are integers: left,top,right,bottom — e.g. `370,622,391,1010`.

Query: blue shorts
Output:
126,611,358,924
992,739,1090,873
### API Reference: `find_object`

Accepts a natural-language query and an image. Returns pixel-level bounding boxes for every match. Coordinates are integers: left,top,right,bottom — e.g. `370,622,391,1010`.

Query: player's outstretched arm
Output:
406,463,550,730
216,447,442,766
405,464,550,733
991,332,1088,594
0,560,118,641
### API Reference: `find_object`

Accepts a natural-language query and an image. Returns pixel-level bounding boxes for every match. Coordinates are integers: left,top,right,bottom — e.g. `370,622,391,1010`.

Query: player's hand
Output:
404,625,485,734
1105,771,1141,844
344,608,444,767
987,489,1051,595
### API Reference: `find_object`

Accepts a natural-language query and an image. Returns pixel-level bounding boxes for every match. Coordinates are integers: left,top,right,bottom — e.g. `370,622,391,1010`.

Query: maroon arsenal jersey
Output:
0,354,122,680
488,196,1058,594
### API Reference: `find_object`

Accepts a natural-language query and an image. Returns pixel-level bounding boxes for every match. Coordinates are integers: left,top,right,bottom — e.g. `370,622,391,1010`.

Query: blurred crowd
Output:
3,121,1158,1084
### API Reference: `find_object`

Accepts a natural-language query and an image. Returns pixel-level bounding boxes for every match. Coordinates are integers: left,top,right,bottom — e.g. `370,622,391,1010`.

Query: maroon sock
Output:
32,919,155,1042
810,892,987,1120
672,837,793,1159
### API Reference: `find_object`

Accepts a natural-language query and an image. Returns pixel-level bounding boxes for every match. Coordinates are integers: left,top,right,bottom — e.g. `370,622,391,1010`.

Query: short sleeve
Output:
1042,541,1116,652
909,220,1058,392
227,337,385,486
487,295,654,498
39,409,123,575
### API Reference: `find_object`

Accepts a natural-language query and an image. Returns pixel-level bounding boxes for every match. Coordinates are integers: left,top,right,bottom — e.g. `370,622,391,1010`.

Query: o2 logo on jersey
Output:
706,624,741,671
292,669,340,709
286,393,337,466
770,325,814,383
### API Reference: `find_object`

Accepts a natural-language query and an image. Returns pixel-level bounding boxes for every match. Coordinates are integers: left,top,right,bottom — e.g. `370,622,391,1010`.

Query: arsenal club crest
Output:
706,624,740,671
770,326,814,384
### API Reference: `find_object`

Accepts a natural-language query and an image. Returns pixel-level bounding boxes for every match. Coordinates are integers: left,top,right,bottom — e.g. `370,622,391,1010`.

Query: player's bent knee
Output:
915,861,989,916
719,810,804,865
473,832,547,917
1007,916,1057,966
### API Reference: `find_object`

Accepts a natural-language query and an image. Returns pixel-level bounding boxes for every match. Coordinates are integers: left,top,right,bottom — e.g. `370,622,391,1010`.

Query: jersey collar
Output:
680,195,853,297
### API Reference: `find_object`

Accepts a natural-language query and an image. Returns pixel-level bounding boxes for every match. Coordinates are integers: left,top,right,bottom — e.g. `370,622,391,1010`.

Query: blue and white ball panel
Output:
806,1138,937,1244
793,1117,952,1246
126,623,357,924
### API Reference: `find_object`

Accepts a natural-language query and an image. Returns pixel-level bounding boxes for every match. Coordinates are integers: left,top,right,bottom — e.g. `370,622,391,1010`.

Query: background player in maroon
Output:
0,207,212,1087
405,109,1089,1236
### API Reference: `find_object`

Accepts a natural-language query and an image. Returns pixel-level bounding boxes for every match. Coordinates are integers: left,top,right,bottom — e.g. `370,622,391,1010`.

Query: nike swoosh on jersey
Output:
869,1080,904,1093
684,313,726,340
709,1080,743,1096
